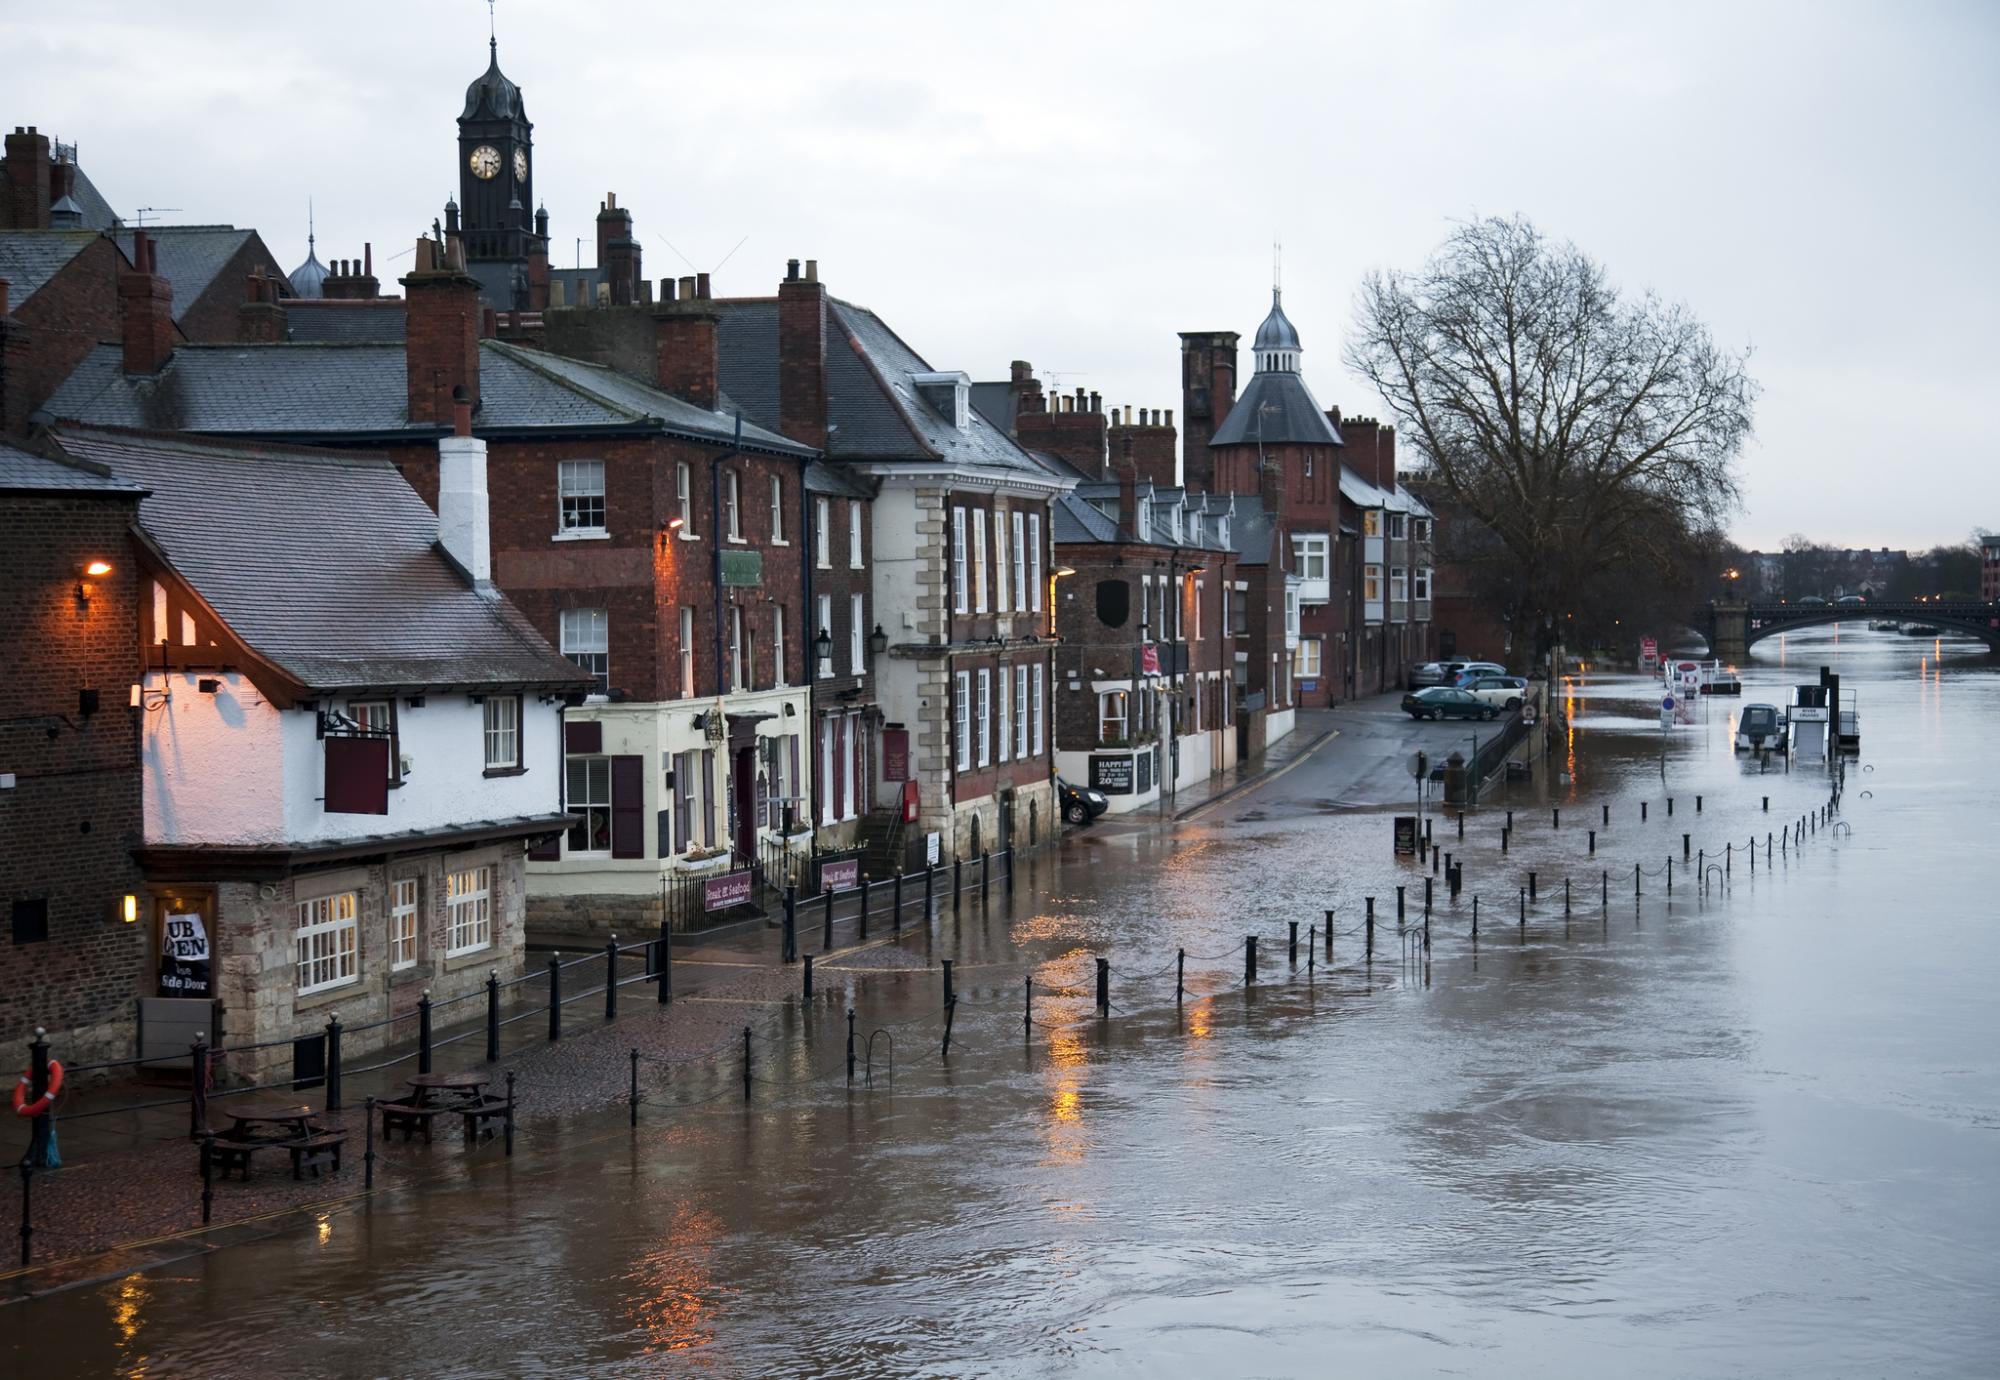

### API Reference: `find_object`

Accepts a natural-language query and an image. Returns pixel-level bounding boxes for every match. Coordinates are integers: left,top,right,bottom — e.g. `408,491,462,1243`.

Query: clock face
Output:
513,148,529,182
468,145,501,180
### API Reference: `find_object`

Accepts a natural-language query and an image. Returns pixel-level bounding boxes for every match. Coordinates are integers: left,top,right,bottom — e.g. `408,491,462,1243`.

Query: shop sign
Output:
1393,815,1418,855
1091,755,1134,794
160,911,212,997
819,857,859,891
703,870,754,912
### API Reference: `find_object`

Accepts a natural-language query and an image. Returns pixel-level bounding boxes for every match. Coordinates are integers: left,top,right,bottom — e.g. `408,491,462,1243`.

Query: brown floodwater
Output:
9,626,1998,1377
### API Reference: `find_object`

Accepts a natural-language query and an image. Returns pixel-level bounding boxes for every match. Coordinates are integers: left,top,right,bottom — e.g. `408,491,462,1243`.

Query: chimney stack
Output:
118,230,176,375
2,127,52,229
1177,330,1239,493
1118,436,1139,537
438,385,492,585
237,269,288,343
653,298,720,410
597,192,641,306
777,255,828,447
400,235,482,425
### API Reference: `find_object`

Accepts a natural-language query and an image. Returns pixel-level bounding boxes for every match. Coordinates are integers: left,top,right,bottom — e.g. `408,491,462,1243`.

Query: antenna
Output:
132,207,182,227
488,0,498,51
1273,237,1283,295
307,197,316,253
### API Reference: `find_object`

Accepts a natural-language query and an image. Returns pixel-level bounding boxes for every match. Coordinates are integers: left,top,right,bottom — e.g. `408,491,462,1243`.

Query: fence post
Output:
1289,920,1299,966
605,937,619,1021
953,857,963,915
658,921,674,1005
1519,888,1526,928
1365,898,1376,962
1026,975,1035,1033
1324,910,1334,959
419,989,435,1073
198,1132,213,1228
1684,833,1692,861
1006,846,1016,897
189,1032,209,1141
1245,935,1257,985
1635,863,1641,896
1667,858,1674,894
1601,871,1608,907
783,885,798,963
1726,842,1733,874
629,1048,640,1127
846,1009,857,1084
1472,894,1479,937
486,970,500,1062
742,1027,752,1104
803,952,814,1001
1308,927,1316,974
325,1011,344,1111
1528,871,1537,902
547,953,562,1041
924,863,936,922
942,958,955,1012
1603,803,1610,826
981,850,990,902
941,997,957,1058
1565,878,1571,915
363,1096,376,1188
1588,829,1596,855
1176,949,1186,1001
824,883,836,949
858,874,870,941
892,871,904,934
1096,957,1110,1018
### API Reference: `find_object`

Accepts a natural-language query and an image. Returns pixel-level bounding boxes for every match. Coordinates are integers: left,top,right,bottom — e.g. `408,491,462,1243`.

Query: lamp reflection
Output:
627,1204,724,1354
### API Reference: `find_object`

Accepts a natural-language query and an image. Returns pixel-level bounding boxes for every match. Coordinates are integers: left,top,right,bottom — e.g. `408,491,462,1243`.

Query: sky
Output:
6,0,1996,552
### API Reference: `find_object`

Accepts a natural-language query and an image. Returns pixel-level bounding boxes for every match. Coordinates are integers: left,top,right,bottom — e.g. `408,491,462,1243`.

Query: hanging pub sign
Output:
1393,815,1419,855
159,910,213,998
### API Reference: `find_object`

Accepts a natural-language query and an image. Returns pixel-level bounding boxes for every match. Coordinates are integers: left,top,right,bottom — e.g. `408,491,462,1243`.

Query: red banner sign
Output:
1141,645,1161,675
702,870,754,912
882,727,910,781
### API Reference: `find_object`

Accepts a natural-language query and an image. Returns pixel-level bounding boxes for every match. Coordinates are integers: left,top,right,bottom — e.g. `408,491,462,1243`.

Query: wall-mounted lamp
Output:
869,624,889,656
77,558,112,601
1054,566,1076,578
121,894,138,924
130,682,170,710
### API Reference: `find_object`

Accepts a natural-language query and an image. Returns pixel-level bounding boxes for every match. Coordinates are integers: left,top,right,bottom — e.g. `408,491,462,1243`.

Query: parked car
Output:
1408,661,1449,688
1462,674,1529,709
1057,777,1109,826
1450,661,1507,687
1836,594,1866,605
1797,595,1827,605
1401,686,1499,721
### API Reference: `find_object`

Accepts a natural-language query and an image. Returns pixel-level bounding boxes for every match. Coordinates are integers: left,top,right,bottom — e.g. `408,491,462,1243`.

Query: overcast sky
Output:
8,1,1995,551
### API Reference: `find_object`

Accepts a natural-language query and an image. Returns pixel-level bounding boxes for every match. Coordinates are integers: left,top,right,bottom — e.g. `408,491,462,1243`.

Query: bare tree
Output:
1347,217,1757,665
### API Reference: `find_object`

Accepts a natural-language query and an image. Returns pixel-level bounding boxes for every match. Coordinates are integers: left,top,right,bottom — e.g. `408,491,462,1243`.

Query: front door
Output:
154,889,216,999
732,744,757,863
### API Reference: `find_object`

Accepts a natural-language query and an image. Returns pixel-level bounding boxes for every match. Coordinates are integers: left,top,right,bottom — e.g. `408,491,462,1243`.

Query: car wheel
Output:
1506,697,1522,710
1066,803,1089,825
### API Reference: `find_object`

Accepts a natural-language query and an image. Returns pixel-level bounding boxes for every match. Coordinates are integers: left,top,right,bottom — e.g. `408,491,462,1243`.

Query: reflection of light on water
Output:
1042,1029,1088,1163
113,1274,149,1348
1188,995,1214,1042
316,1212,332,1245
627,1205,726,1354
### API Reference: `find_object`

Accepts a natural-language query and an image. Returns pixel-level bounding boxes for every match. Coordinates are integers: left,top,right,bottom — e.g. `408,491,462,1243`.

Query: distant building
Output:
1982,534,2000,602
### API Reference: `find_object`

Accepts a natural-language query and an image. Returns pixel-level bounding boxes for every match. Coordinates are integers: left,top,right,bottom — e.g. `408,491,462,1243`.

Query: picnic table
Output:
217,1094,321,1143
405,1071,489,1107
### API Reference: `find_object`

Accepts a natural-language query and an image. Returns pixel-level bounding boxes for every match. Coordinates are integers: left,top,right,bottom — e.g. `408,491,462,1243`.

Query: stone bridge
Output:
1702,599,2000,661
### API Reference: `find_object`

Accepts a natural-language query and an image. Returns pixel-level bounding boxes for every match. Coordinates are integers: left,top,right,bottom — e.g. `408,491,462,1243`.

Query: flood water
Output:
13,627,1999,1378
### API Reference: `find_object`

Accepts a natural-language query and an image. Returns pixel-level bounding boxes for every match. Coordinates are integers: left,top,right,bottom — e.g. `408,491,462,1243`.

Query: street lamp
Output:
813,625,832,680
869,624,889,657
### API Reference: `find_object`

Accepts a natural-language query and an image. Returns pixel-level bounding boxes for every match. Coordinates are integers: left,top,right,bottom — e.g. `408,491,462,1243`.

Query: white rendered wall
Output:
141,671,287,845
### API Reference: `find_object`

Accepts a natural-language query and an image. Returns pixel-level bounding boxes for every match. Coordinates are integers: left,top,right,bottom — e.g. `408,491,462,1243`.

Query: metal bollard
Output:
418,990,434,1072
1506,810,1514,831
1565,877,1571,914
1762,796,1769,812
893,871,904,934
326,1011,345,1110
1397,886,1406,926
1553,807,1560,830
1176,949,1186,1001
1424,877,1434,915
1289,920,1299,966
363,1096,376,1188
1635,863,1641,896
1324,909,1334,959
657,921,675,1005
630,1048,640,1127
941,996,957,1058
487,970,501,1061
1696,794,1703,813
804,953,814,1000
1667,858,1673,894
1684,833,1692,861
1096,957,1109,1017
1245,935,1258,984
1432,846,1440,876
1726,843,1732,873
547,954,562,1041
1589,829,1596,855
1457,812,1465,839
1026,976,1035,1033
605,937,619,1021
1642,801,1649,821
1602,803,1610,826
925,863,936,923
1366,906,1375,962
846,1009,857,1082
858,874,870,941
1472,894,1480,936
199,1132,213,1228
1528,871,1537,902
1451,864,1462,900
981,850,990,902
1005,846,1016,897
942,958,955,1011
1308,927,1316,974
1502,827,1510,854
742,1027,752,1103
954,857,963,914
189,1032,209,1141
1668,797,1674,816
1519,888,1526,927
826,882,837,946
783,885,798,962
1601,870,1608,907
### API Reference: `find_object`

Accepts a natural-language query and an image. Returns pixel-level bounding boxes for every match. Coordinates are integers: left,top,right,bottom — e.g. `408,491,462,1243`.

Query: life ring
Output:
12,1060,63,1118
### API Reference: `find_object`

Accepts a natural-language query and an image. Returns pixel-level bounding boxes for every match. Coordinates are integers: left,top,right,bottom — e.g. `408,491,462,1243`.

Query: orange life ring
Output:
12,1060,63,1118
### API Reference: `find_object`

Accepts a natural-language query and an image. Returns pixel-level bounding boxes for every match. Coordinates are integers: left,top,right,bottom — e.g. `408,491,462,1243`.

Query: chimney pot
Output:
679,275,696,302
1089,391,1100,413
696,272,711,299
805,259,818,282
1166,409,1174,427
364,243,373,275
659,277,676,302
786,258,800,281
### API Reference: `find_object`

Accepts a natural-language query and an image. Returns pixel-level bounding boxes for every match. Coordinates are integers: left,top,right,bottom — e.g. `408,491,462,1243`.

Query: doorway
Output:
732,743,757,863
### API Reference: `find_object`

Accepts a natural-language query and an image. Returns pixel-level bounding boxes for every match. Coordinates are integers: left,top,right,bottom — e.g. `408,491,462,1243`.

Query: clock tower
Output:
457,38,534,265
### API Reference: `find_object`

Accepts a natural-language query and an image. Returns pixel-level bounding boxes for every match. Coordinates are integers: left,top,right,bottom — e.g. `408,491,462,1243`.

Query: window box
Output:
673,847,733,873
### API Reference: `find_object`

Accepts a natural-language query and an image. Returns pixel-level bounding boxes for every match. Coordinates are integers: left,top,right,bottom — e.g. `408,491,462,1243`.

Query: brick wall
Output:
8,238,126,434
176,235,289,344
0,491,146,1060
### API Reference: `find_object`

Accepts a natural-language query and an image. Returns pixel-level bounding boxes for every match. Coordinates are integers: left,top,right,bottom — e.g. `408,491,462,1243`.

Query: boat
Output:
1902,623,1940,637
1700,668,1742,695
1868,619,1902,632
1735,702,1785,752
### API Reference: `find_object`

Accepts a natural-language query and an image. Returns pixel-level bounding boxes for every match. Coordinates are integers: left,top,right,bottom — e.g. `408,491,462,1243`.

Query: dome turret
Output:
462,39,524,121
1252,289,1301,373
288,230,327,298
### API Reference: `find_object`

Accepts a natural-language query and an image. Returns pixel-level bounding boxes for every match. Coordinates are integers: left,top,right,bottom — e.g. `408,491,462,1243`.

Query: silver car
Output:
1462,674,1529,709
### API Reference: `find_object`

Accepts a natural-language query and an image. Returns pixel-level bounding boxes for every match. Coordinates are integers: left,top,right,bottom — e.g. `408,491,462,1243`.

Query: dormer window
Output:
911,371,972,431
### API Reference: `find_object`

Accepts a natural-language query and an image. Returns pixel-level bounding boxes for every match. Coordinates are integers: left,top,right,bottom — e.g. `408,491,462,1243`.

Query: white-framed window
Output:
1099,690,1127,744
1292,534,1328,581
1285,586,1300,639
558,459,606,535
1363,510,1380,539
816,497,832,567
483,695,520,770
1032,664,1044,755
295,890,358,996
1388,513,1407,539
446,864,492,957
973,512,989,613
1295,638,1322,678
1011,511,1027,612
772,604,787,686
1364,565,1382,602
1304,451,1314,477
1414,568,1431,601
1028,514,1042,612
349,700,396,783
725,470,743,541
561,608,609,695
1015,665,1029,758
769,476,786,544
390,878,418,971
951,507,969,613
992,510,1009,613
680,606,695,697
1175,576,1185,640
975,669,991,766
676,462,695,537
848,502,863,569
817,594,833,678
566,755,611,854
953,670,971,771
998,667,1011,762
850,593,865,673
730,605,746,690
1139,576,1150,637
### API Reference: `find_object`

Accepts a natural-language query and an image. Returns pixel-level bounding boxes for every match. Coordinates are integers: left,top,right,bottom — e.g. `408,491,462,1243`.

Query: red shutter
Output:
565,721,603,754
610,755,644,858
528,832,560,861
325,737,389,814
854,715,867,815
833,716,846,821
702,750,716,847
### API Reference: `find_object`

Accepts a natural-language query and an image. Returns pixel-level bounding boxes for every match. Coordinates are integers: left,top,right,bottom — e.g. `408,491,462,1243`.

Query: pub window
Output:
446,865,493,957
566,756,612,854
1099,690,1128,744
390,878,419,970
295,891,359,995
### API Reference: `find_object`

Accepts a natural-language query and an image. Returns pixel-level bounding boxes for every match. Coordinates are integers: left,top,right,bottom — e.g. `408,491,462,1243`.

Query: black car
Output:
1401,686,1499,721
1058,777,1110,826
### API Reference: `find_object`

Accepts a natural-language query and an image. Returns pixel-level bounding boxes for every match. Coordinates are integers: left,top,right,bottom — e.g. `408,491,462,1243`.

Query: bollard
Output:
1006,846,1016,897
1025,976,1035,1033
1424,877,1434,915
1324,909,1335,959
503,1071,516,1156
1423,916,1431,955
981,850,991,902
925,863,936,923
1425,818,1434,850
605,937,620,1021
893,871,904,934
1667,858,1673,894
1699,848,1705,877
658,920,674,1005
486,970,501,1062
803,952,815,1000
1177,948,1187,1001
1096,957,1109,1017
1506,810,1514,832
858,874,870,941
826,882,837,947
1748,837,1754,873
1668,797,1674,816
1472,894,1480,936
1696,794,1703,813
1397,886,1406,926
1589,829,1596,855
363,1096,376,1188
1602,803,1610,826
742,1027,752,1104
953,857,963,914
783,885,798,962
1308,927,1316,974
1366,907,1375,963
942,958,956,1012
1451,864,1462,900
1683,833,1692,861
1529,871,1538,902
1502,827,1510,854
189,1032,209,1141
1289,920,1299,966
1457,812,1465,839
1602,870,1608,907
1726,842,1732,874
1642,801,1649,822
1245,935,1258,984
1635,863,1641,897
1553,807,1560,830
418,990,434,1072
1762,796,1769,812
547,953,562,1041
1519,888,1526,927
1565,877,1571,915
846,1009,857,1083
941,996,957,1058
325,1011,345,1110
1432,847,1440,876
630,1048,640,1127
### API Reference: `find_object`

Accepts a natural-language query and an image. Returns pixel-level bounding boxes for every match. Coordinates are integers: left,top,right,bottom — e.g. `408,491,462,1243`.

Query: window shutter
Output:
833,716,847,821
325,737,390,814
610,755,644,858
702,750,716,847
674,752,691,853
565,721,603,754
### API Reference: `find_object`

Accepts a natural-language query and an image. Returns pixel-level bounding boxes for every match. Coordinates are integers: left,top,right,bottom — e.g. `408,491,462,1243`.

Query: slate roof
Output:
968,381,1017,435
0,229,102,303
1053,492,1120,544
114,227,265,322
41,339,814,454
0,440,145,494
804,459,872,498
1209,369,1344,448
51,427,586,694
1338,468,1389,509
284,301,408,343
0,159,119,232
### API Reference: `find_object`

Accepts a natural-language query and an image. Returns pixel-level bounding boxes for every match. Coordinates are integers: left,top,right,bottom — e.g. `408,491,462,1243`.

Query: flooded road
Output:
13,627,1999,1377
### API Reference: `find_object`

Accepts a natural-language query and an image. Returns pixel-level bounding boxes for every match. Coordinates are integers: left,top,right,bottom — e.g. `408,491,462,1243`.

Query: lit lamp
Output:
1050,566,1076,636
121,894,138,924
77,558,112,601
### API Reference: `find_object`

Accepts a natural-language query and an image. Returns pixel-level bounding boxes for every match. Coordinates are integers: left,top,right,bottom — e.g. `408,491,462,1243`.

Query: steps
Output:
854,808,907,879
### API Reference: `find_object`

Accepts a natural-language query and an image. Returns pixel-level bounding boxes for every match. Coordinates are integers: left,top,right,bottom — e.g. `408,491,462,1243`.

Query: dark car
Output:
1401,686,1498,721
1058,777,1109,826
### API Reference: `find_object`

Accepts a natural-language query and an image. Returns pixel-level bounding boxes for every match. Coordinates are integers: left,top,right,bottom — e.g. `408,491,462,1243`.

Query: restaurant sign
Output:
1393,815,1418,855
819,857,859,891
702,869,754,912
1090,754,1134,794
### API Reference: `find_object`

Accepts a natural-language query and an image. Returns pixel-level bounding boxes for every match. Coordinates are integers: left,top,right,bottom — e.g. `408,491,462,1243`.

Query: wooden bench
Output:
458,1096,514,1144
283,1131,347,1180
378,1101,447,1143
204,1139,259,1181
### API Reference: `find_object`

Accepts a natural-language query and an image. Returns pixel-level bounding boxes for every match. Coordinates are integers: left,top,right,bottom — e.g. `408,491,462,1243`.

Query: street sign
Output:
1408,750,1429,780
720,549,763,587
1662,695,1675,711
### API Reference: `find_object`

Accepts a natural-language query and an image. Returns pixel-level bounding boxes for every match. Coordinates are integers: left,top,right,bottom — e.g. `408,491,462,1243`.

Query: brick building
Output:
0,443,146,1063
1984,535,2000,603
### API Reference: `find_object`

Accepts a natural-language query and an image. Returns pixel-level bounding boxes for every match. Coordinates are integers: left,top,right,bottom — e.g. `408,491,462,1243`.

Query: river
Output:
11,626,1998,1378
